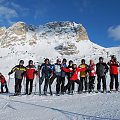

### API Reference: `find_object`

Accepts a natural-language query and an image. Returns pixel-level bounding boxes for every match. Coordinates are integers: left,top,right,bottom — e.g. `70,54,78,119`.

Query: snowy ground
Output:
0,91,120,120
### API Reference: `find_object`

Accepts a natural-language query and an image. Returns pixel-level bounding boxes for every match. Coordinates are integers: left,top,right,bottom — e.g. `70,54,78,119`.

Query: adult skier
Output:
96,57,109,93
25,60,37,95
62,64,86,93
8,60,26,96
0,73,8,93
66,60,75,94
88,59,96,93
60,58,67,94
107,55,119,92
40,58,52,95
49,58,61,96
79,59,89,92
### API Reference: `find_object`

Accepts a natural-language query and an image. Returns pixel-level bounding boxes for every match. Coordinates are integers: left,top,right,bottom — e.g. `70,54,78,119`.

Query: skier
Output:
62,64,86,93
79,59,89,93
60,58,67,94
8,60,26,96
40,58,52,95
88,59,96,93
25,60,38,95
96,57,109,93
66,60,75,94
49,58,61,96
0,73,8,93
107,55,119,92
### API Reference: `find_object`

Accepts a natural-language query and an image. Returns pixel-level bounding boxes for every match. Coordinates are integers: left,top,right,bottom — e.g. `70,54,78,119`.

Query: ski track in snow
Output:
0,92,120,120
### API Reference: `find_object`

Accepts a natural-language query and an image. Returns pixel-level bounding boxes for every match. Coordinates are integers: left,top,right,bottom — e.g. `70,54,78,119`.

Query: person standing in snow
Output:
60,58,67,94
96,57,109,93
62,64,86,93
79,59,89,93
66,60,75,94
8,60,26,96
107,55,119,92
40,58,52,95
25,60,38,95
88,59,96,93
0,73,8,93
49,58,62,95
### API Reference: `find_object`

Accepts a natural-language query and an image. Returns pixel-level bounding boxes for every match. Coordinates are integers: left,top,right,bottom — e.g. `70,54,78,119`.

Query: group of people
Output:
0,55,119,96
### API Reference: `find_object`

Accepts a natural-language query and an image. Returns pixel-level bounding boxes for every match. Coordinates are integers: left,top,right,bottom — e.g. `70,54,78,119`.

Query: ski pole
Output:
23,77,26,94
38,65,41,96
34,76,37,95
7,75,11,96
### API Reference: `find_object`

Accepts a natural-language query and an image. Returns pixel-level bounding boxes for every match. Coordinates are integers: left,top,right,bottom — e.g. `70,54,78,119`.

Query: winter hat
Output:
19,60,24,64
29,60,33,65
69,60,73,64
44,58,49,62
81,59,85,63
57,58,61,62
99,57,103,60
62,58,67,63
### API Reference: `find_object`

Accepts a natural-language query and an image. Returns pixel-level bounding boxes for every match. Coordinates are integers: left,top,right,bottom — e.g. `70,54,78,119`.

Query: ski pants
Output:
1,81,8,93
63,79,81,92
15,78,22,94
67,76,75,93
26,79,33,94
41,73,51,93
50,74,61,94
97,76,106,91
60,77,65,93
80,77,88,91
89,76,95,92
110,74,119,90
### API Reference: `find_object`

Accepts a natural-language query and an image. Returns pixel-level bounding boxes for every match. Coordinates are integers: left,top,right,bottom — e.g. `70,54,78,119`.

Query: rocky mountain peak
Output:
0,21,89,52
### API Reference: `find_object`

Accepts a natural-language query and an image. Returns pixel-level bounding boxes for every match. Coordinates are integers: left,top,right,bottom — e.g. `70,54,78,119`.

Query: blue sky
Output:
0,0,120,47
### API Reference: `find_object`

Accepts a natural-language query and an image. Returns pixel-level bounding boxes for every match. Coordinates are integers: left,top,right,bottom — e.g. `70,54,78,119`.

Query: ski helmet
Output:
29,60,33,65
19,60,24,64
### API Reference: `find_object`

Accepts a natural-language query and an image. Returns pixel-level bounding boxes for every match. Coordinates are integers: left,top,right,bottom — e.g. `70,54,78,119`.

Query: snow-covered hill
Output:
0,21,120,75
0,21,120,120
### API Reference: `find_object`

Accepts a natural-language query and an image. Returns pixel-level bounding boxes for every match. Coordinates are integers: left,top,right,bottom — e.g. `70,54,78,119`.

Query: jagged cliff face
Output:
0,21,89,55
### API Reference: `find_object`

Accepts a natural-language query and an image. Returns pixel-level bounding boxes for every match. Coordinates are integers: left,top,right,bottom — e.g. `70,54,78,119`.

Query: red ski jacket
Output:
25,65,37,80
108,60,119,75
62,67,86,81
0,75,6,84
88,64,96,77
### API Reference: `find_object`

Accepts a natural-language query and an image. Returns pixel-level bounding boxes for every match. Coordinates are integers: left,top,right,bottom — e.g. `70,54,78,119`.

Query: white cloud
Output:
0,6,18,19
0,1,29,26
108,25,120,41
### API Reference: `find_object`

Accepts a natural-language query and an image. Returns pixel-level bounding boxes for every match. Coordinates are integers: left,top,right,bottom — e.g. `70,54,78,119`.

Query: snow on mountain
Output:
0,21,120,76
0,21,120,120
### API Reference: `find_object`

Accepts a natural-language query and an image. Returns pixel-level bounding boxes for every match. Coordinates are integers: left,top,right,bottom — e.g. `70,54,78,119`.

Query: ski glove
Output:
8,72,12,75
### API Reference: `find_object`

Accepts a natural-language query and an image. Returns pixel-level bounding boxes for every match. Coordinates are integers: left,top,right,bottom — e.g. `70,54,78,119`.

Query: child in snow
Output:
0,72,8,93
